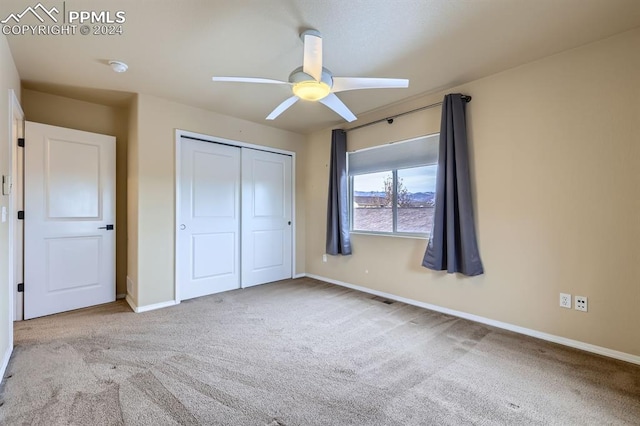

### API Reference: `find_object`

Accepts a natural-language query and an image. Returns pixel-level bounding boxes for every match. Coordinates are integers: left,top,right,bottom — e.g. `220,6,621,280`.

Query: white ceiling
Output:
3,0,640,134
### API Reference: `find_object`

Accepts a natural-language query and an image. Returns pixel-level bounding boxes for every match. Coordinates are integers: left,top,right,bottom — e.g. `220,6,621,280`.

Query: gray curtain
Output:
422,94,483,276
326,129,352,255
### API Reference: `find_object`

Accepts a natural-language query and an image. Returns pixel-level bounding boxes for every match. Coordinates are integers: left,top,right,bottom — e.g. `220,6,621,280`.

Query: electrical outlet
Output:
560,293,572,309
322,254,327,263
575,296,587,312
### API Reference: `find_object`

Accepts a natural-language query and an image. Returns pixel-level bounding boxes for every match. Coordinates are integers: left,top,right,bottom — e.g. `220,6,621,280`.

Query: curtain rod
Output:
344,95,471,133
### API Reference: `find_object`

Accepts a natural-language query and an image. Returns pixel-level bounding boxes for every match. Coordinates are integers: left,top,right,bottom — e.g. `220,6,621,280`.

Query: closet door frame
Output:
174,129,296,303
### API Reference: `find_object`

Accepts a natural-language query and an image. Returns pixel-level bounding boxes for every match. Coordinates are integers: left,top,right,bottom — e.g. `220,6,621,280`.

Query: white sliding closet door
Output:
241,148,293,287
177,139,241,300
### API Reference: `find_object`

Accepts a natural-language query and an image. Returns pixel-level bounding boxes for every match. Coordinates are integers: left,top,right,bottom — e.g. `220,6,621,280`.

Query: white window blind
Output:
347,133,439,175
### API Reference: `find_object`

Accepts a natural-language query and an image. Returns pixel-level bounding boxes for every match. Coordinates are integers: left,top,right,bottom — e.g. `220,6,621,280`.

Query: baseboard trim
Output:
126,295,179,313
293,273,307,279
116,293,126,300
125,294,137,312
305,274,640,366
1,344,12,384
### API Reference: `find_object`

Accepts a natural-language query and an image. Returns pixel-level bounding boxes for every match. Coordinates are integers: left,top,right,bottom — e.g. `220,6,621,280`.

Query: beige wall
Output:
21,90,129,296
132,94,307,307
305,29,640,357
0,34,21,367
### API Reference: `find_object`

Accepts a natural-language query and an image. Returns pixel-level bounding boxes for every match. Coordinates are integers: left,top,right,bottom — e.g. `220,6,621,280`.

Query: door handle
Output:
98,224,114,230
180,224,186,230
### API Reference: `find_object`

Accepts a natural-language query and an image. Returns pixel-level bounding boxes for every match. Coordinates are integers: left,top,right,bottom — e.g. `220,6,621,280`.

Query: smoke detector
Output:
108,60,128,73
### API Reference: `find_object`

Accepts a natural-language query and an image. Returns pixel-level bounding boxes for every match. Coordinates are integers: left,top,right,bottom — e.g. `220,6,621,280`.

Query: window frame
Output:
347,134,439,239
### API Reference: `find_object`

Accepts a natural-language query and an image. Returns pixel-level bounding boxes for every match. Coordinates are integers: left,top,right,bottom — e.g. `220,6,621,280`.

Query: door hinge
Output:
17,211,24,220
17,283,24,292
17,138,24,147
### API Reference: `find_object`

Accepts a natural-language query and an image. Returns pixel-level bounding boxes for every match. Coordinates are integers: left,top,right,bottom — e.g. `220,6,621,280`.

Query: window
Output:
348,134,439,237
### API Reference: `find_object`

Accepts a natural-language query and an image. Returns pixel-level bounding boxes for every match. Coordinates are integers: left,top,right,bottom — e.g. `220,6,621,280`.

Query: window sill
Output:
350,231,429,240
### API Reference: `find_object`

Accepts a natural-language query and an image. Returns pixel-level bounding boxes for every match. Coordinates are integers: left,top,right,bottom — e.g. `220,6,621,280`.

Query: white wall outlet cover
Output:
1,206,6,223
560,293,572,308
575,296,588,312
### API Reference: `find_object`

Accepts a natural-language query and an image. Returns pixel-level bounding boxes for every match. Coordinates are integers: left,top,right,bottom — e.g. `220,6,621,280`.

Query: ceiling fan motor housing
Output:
288,66,333,87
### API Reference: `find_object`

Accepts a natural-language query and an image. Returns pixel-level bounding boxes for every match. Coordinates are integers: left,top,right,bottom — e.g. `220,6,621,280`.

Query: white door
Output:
177,139,241,300
241,149,292,287
24,122,116,319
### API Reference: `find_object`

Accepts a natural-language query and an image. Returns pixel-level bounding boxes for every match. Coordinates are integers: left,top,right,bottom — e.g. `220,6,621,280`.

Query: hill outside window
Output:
348,134,439,237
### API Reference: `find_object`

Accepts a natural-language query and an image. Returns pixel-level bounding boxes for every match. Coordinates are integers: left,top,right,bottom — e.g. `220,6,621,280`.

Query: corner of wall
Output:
126,94,139,305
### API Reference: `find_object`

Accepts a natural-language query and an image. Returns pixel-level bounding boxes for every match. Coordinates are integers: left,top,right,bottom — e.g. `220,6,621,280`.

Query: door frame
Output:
174,129,296,303
9,90,24,323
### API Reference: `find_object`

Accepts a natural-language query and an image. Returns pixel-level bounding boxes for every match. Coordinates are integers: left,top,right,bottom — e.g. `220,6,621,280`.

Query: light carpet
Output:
0,277,638,425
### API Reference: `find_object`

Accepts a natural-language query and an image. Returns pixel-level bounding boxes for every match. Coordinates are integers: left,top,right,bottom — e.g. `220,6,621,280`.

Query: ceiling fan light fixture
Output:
293,80,331,101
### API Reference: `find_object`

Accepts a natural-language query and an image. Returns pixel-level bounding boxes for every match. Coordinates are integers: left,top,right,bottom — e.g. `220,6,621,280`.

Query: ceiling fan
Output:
212,30,409,122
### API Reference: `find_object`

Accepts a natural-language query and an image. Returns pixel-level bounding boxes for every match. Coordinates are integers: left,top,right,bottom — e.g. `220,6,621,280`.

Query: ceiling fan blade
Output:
212,76,290,85
319,93,357,122
266,96,300,120
302,31,323,81
331,77,409,93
